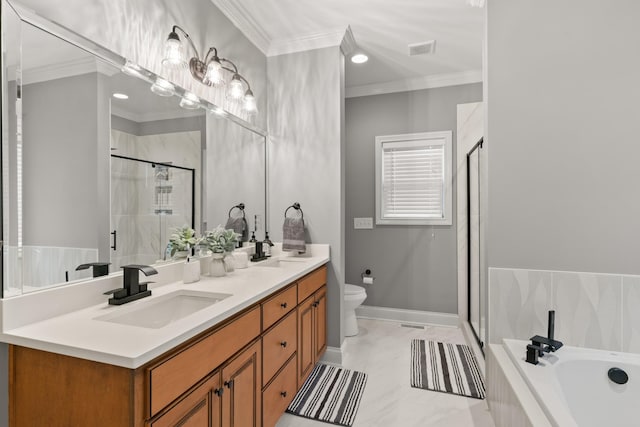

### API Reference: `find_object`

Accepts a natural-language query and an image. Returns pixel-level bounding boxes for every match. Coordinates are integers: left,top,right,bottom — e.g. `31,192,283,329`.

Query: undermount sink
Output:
255,257,309,268
94,290,232,329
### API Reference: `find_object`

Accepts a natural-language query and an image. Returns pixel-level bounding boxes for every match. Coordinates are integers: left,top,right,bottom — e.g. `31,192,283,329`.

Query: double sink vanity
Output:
1,245,329,426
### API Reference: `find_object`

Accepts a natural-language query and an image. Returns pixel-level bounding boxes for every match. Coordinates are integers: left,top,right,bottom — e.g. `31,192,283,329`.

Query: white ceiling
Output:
212,0,484,94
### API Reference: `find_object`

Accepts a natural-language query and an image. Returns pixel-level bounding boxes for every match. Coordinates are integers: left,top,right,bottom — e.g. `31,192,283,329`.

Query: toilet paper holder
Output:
361,269,375,284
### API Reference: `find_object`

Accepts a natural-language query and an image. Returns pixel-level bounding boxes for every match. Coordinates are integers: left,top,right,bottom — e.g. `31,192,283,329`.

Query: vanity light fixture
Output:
162,25,258,114
112,93,129,100
351,53,369,64
179,91,201,110
150,78,176,97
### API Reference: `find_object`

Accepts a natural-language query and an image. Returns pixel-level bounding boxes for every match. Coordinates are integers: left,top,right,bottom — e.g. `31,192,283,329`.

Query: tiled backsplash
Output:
489,267,640,353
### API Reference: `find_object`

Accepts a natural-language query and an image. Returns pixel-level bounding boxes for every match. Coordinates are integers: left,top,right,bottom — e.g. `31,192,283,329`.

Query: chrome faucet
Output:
526,310,563,365
104,264,157,305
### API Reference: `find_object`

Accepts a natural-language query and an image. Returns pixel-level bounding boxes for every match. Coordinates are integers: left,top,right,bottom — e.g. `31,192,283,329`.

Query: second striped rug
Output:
410,339,485,399
287,363,367,426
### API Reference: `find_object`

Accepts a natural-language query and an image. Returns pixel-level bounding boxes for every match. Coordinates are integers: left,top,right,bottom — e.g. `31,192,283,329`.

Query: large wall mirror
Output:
1,1,267,297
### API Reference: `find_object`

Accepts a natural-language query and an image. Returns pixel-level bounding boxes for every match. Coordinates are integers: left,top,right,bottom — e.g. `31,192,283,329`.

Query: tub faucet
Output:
526,310,563,365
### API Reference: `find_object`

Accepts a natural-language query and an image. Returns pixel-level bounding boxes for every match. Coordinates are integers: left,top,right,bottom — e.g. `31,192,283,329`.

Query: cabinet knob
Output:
280,341,287,348
280,391,287,398
312,301,319,307
224,380,234,389
280,302,287,309
214,388,224,396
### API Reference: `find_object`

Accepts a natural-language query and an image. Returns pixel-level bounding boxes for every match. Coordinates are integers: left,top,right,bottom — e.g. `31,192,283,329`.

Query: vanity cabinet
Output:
8,264,327,427
150,371,222,427
297,267,327,386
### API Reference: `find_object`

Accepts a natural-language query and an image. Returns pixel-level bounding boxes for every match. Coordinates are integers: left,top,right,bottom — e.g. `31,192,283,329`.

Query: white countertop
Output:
0,245,329,369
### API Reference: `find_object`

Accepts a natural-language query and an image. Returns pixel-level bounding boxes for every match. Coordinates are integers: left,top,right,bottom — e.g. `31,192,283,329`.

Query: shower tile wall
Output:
110,130,200,269
489,267,640,353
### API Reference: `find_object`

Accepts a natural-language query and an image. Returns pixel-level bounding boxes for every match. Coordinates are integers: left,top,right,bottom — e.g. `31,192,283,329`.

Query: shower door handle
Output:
111,230,117,251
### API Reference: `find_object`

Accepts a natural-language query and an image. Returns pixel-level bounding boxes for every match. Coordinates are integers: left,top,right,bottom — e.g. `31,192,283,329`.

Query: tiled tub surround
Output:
0,244,329,368
489,267,640,353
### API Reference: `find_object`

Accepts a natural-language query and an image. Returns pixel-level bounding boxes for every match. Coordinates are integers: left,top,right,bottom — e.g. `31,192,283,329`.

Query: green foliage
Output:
168,225,201,256
203,225,239,254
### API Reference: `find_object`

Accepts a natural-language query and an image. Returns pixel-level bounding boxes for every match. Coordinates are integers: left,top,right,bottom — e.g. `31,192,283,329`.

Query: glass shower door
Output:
110,155,194,270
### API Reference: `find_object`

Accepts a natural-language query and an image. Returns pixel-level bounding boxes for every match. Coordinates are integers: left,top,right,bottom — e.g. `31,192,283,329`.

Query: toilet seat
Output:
345,284,365,296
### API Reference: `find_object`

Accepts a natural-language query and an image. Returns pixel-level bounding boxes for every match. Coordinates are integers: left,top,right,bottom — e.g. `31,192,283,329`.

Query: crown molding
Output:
21,57,118,85
267,26,349,57
210,0,271,54
111,106,203,124
340,26,357,57
346,69,483,98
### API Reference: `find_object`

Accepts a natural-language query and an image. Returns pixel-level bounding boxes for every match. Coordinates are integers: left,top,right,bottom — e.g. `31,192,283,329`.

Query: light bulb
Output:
150,78,175,97
204,59,224,86
227,75,244,100
243,90,257,114
179,92,200,110
162,32,186,68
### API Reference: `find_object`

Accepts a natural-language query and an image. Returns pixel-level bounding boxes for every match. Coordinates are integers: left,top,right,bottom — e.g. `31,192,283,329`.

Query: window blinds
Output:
381,140,445,219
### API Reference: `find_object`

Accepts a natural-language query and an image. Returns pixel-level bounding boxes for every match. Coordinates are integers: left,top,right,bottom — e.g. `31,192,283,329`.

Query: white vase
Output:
173,250,189,259
223,252,235,273
209,253,226,277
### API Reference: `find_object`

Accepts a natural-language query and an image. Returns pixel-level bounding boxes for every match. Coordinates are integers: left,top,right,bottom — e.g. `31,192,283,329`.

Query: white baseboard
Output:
355,305,459,328
321,345,344,366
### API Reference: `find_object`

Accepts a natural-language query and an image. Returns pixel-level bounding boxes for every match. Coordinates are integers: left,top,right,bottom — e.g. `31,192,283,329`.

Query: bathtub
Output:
502,339,640,427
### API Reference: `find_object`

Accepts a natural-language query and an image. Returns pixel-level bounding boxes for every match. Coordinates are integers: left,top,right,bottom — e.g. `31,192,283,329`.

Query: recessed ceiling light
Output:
351,53,368,64
466,0,485,7
112,93,128,100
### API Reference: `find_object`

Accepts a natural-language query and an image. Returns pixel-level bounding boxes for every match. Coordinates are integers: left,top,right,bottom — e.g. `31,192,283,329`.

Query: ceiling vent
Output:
408,40,436,56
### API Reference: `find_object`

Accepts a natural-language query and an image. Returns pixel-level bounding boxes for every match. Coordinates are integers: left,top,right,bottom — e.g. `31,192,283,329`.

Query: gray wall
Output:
345,84,482,314
487,0,640,275
268,47,345,348
22,73,101,248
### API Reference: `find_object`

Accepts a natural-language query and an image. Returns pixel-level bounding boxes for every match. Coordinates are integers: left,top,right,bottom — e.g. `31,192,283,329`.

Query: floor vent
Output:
400,324,425,329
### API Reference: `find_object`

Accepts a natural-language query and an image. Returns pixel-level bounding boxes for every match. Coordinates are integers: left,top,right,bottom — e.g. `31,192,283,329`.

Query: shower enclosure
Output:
467,137,484,351
110,154,195,269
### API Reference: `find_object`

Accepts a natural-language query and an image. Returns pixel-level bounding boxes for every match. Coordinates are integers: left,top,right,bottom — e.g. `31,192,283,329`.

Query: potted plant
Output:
203,226,239,276
168,225,200,258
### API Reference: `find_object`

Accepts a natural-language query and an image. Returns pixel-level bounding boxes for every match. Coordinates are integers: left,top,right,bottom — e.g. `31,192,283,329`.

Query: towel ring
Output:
284,202,304,220
228,203,246,218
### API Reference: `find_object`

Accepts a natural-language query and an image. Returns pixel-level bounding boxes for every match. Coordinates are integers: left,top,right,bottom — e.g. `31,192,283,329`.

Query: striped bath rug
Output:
410,340,485,399
287,363,367,426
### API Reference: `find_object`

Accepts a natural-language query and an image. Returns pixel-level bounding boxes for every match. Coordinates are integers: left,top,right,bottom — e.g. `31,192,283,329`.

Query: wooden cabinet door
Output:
150,371,221,427
221,340,262,427
314,286,327,361
297,295,315,386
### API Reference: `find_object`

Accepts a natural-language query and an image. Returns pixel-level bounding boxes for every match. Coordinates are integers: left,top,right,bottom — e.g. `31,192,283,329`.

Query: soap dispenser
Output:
263,232,274,257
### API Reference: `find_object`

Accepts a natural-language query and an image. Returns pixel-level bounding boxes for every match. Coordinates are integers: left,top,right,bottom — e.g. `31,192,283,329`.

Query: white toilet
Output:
344,284,367,336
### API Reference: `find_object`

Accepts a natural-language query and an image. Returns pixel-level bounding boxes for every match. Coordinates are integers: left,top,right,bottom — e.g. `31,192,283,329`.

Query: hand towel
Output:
283,217,306,253
225,216,249,242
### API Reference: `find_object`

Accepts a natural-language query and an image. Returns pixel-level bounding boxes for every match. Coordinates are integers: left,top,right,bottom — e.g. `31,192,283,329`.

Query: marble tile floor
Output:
276,318,495,427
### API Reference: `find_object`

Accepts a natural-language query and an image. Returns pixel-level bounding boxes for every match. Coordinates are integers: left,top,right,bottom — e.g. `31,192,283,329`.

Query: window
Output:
375,131,452,225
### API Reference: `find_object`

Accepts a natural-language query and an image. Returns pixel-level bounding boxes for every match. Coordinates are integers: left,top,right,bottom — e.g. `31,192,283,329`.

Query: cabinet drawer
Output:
149,306,261,416
297,266,327,304
262,355,297,427
262,284,297,331
262,310,297,386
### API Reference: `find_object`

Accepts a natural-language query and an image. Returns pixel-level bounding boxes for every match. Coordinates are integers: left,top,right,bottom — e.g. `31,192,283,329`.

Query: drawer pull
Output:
280,391,287,398
224,380,234,389
214,388,224,396
280,302,287,309
280,341,287,348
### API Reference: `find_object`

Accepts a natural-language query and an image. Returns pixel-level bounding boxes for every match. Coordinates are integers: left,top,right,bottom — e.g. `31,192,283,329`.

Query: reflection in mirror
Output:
2,6,267,297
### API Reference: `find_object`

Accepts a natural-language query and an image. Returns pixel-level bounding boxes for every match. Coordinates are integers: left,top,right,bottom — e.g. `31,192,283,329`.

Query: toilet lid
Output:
345,284,365,295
